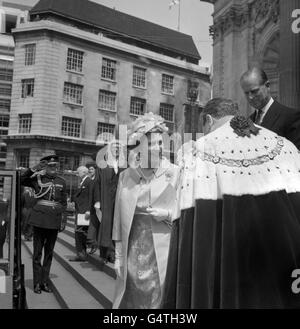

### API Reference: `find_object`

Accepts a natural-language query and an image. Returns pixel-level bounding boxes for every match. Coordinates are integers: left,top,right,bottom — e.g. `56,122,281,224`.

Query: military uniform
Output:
21,155,67,293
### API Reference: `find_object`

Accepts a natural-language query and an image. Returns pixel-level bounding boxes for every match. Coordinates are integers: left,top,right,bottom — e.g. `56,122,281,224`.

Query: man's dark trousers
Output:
75,225,88,256
33,226,58,286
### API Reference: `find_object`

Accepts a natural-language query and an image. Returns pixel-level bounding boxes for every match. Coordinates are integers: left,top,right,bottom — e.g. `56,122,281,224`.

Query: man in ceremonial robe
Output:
162,98,300,309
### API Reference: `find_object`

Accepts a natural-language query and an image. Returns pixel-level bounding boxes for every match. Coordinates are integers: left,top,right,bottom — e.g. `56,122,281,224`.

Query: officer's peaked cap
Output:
40,154,59,165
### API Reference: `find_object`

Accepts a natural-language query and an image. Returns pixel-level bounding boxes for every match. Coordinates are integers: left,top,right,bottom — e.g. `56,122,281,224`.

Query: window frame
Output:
159,103,174,123
18,114,32,134
24,44,36,66
96,122,115,143
98,89,117,112
101,57,117,82
66,48,84,73
21,78,35,98
132,66,146,89
63,82,83,106
161,73,174,95
61,116,82,138
130,97,146,116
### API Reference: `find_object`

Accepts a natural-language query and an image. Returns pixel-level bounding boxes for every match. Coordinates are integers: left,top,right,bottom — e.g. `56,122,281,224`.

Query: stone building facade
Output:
202,0,300,115
5,0,211,177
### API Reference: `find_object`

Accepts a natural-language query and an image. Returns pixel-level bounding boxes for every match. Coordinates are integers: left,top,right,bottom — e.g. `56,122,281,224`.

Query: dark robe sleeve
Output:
286,109,300,149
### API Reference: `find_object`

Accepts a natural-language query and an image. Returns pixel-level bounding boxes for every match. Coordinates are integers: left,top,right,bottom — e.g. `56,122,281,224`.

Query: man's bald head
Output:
240,67,271,110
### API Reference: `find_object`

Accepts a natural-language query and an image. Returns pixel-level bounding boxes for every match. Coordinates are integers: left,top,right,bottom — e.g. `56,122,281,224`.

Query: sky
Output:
4,0,214,66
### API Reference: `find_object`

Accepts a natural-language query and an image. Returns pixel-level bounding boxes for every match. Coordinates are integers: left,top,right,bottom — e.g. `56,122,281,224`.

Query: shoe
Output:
34,283,42,294
69,256,87,262
89,246,97,255
41,283,53,293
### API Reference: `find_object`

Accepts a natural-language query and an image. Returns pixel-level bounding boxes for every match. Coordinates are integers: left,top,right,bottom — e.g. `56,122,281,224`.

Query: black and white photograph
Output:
0,0,300,319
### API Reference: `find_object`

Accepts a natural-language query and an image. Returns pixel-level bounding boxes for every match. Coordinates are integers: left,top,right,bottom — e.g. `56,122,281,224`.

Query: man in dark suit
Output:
94,141,125,263
70,166,93,262
21,155,67,294
240,67,300,149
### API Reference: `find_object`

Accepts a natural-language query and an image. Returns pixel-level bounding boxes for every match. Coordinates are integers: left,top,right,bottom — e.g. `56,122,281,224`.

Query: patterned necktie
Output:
255,110,263,124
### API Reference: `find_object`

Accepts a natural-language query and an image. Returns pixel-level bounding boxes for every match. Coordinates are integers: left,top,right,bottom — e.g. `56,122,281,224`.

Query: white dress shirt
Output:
256,97,274,124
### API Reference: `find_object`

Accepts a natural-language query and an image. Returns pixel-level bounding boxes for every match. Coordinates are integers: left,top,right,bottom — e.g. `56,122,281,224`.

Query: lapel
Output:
260,101,280,130
76,176,89,196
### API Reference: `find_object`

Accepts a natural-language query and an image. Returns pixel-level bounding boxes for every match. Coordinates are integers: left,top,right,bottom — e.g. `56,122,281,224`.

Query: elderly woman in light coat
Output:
112,112,181,309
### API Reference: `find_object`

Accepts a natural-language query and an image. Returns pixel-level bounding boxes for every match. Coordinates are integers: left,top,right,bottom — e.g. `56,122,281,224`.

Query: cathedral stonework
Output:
203,0,300,115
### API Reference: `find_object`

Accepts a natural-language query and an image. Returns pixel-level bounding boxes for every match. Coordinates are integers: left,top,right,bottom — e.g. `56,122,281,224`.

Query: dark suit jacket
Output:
74,176,93,214
249,100,300,149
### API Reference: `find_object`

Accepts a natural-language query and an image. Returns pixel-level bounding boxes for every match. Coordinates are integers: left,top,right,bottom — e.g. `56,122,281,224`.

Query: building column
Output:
279,0,300,109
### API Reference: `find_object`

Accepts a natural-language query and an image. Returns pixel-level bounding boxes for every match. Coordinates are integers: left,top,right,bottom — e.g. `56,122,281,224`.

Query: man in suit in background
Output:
240,67,300,149
70,166,93,262
86,162,99,255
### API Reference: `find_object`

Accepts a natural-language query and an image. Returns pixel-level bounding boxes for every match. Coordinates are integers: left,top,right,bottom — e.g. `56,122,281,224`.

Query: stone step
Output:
22,235,115,309
62,223,116,279
22,241,103,309
21,243,61,309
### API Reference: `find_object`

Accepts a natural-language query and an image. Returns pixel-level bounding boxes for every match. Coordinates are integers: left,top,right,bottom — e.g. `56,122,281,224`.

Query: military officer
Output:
21,155,67,294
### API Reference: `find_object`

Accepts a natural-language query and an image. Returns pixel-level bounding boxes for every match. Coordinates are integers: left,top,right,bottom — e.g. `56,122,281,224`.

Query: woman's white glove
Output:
94,202,102,223
146,207,171,222
114,241,124,279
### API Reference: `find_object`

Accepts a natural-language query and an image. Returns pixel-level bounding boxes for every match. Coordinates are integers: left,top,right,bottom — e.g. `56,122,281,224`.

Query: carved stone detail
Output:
210,0,280,41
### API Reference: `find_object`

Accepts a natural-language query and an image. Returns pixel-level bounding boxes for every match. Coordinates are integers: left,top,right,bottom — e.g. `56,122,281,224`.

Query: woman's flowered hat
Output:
127,112,168,146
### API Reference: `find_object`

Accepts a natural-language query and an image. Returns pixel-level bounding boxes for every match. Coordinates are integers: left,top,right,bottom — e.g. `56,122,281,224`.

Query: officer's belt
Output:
36,200,60,207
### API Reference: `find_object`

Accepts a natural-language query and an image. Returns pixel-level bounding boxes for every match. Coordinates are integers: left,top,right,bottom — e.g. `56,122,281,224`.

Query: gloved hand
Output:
30,169,46,178
146,207,171,222
59,221,66,232
59,214,67,232
31,160,48,172
114,241,124,279
94,202,102,223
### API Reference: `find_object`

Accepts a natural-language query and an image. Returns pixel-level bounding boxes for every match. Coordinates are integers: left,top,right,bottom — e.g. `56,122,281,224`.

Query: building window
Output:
0,99,10,110
161,74,174,94
97,122,115,142
56,150,80,172
130,97,146,116
101,58,116,81
18,114,32,134
159,103,174,122
0,143,7,159
0,115,9,136
61,116,81,138
98,90,116,112
63,82,83,105
21,79,34,98
17,149,30,168
0,83,11,96
25,44,36,66
132,66,146,88
0,68,13,81
66,48,83,73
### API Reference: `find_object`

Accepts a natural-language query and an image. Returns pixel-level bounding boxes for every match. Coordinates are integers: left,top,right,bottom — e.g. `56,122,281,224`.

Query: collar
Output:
259,97,274,114
80,175,88,186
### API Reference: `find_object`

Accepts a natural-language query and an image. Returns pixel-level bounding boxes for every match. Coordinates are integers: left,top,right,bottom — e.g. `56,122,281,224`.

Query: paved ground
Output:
22,242,61,309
